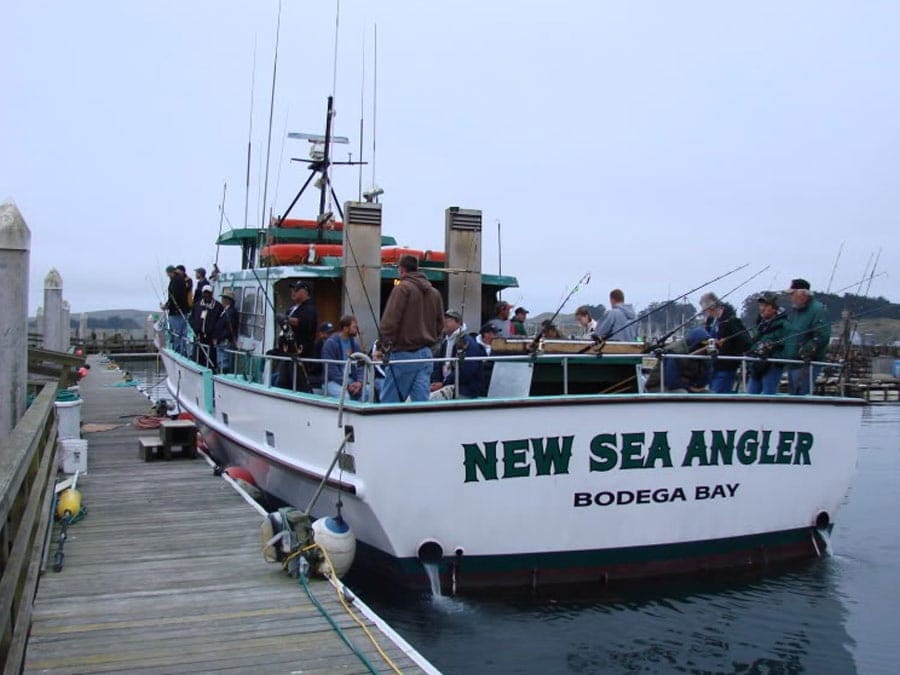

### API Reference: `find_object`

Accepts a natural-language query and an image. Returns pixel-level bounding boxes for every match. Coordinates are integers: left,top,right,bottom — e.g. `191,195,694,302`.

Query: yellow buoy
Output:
56,488,82,520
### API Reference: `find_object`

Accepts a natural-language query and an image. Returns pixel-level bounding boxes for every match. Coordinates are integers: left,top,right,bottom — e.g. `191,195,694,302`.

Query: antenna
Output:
243,39,256,230
371,23,378,193
358,29,366,201
260,0,282,230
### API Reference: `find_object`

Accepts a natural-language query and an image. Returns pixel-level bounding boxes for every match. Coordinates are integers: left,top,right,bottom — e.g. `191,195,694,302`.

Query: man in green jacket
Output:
784,278,831,395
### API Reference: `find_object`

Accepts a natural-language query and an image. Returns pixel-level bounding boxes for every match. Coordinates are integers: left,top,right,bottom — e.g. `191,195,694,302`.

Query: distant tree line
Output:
67,317,142,330
575,291,899,341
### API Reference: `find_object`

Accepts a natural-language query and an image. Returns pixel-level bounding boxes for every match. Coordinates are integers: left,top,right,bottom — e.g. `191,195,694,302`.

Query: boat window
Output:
239,288,265,341
232,286,244,312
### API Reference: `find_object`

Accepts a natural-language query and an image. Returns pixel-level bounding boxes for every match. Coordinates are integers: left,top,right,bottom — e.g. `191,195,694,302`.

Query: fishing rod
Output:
260,0,282,231
599,262,751,345
529,271,591,351
244,39,256,230
642,265,770,353
825,241,844,293
214,182,227,271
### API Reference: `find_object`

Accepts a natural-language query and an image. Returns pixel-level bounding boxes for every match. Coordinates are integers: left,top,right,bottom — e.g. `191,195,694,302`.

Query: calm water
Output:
125,360,899,674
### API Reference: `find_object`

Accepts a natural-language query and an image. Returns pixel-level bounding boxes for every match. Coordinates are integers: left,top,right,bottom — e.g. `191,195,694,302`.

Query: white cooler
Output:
54,397,83,440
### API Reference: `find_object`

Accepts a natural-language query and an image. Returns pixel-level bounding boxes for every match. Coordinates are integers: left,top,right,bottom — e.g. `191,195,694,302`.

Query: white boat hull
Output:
160,349,864,591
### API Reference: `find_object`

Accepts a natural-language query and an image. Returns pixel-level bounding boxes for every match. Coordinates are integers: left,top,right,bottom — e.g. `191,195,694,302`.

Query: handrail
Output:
0,382,59,673
657,352,835,393
210,346,846,399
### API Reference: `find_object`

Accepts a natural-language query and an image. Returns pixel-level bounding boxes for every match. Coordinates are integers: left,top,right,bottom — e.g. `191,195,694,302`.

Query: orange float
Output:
260,244,344,264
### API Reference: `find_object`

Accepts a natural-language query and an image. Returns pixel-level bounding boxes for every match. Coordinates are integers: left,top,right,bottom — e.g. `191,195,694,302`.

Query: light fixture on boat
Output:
363,186,384,203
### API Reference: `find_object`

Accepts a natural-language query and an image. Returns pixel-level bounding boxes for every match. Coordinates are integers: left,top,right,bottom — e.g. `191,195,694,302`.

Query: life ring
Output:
260,244,343,265
277,218,344,231
381,247,425,264
423,250,446,263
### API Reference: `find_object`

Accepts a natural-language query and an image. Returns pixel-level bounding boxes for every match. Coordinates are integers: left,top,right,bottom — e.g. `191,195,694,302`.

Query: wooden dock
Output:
23,357,436,674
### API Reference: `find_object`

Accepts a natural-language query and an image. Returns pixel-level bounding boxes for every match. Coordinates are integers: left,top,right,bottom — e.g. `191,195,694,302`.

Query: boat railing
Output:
217,347,842,399
656,352,837,394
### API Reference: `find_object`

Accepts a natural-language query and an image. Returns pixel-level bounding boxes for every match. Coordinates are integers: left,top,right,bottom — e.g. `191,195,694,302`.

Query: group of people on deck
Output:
163,264,239,374
648,278,830,396
164,253,831,401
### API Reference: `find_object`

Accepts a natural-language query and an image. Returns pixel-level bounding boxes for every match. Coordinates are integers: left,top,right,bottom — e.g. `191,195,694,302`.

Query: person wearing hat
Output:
164,264,190,356
488,300,512,338
429,310,485,399
699,291,751,393
212,288,240,373
190,284,222,368
194,267,211,298
746,292,789,395
540,320,561,339
784,278,831,395
280,281,318,360
511,307,529,337
379,254,445,402
477,323,500,396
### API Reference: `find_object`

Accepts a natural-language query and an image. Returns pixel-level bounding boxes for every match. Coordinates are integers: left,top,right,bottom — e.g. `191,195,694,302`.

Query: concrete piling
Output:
62,300,71,350
0,200,31,436
43,268,64,351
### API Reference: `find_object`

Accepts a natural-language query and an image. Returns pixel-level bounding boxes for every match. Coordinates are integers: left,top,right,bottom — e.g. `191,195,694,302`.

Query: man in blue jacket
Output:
784,278,831,395
322,315,366,400
430,310,487,399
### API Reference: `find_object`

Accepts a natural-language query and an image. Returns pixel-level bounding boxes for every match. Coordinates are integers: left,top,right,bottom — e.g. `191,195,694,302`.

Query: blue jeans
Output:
788,365,822,395
217,342,234,374
326,379,369,402
167,314,188,356
748,366,783,395
380,347,432,402
709,370,736,394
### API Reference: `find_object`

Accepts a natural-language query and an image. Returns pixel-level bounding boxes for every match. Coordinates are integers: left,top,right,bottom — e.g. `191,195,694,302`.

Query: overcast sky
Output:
2,1,898,318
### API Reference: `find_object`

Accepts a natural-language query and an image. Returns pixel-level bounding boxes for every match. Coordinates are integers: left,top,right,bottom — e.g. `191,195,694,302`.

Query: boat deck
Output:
23,356,434,674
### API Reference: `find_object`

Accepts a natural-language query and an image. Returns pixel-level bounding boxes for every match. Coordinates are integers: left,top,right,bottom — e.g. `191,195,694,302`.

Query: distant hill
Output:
28,309,156,335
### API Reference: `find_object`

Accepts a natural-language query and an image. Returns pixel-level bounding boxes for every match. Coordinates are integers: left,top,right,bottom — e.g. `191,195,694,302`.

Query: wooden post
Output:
0,201,30,436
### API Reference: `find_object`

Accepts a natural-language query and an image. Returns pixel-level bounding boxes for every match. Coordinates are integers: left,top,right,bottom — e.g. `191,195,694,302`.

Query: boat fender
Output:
311,517,356,578
56,488,82,520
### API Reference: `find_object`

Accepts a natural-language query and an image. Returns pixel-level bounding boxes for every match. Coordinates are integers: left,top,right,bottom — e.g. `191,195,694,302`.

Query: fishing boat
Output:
156,100,864,593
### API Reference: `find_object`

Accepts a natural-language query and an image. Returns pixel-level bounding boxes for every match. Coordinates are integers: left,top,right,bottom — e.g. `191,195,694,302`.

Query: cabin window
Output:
239,287,265,341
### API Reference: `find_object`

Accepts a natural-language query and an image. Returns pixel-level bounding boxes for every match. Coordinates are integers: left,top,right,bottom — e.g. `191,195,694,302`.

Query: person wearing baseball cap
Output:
746,292,789,395
784,278,831,395
511,307,529,336
488,301,512,338
190,280,222,368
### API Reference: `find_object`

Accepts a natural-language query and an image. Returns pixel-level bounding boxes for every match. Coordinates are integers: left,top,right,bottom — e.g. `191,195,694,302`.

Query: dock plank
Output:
23,356,432,674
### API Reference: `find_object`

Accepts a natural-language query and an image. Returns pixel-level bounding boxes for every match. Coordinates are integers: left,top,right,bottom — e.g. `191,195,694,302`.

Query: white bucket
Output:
54,398,83,440
58,439,88,474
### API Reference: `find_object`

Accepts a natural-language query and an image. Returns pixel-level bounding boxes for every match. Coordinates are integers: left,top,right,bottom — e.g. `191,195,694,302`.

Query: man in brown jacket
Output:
379,254,444,402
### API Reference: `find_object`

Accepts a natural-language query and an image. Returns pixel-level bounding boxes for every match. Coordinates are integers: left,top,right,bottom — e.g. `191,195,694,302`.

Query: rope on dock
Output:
299,543,404,675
